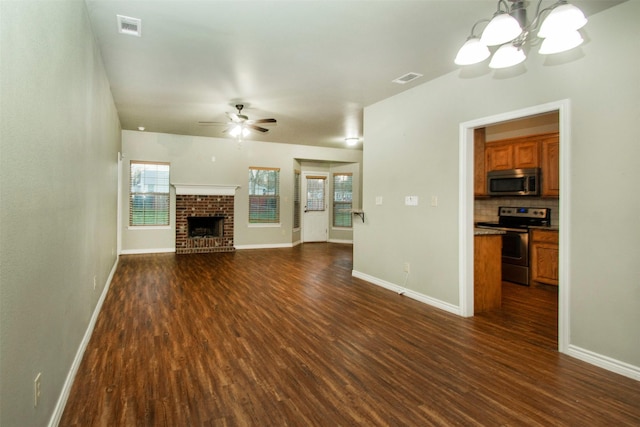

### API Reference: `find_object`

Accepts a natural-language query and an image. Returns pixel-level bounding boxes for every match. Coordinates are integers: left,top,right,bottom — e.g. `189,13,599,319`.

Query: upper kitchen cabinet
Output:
485,137,539,172
474,128,487,197
541,134,559,198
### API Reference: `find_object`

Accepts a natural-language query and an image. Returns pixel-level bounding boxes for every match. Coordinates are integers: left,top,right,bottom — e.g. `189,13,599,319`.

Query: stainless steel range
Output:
476,207,551,286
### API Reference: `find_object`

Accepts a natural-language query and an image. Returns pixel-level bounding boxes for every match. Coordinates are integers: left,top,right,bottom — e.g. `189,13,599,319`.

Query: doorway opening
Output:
459,100,570,354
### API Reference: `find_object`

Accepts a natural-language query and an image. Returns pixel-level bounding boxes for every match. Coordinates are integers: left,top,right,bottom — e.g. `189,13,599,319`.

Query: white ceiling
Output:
85,0,622,149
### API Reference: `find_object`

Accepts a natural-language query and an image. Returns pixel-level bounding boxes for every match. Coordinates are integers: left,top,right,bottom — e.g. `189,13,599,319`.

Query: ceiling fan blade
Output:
227,112,249,122
247,124,269,133
249,118,277,125
226,112,240,122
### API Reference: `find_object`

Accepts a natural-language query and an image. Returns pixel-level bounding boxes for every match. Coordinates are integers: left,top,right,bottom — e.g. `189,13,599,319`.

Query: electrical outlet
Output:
431,195,438,207
34,373,41,407
93,275,97,290
403,262,410,273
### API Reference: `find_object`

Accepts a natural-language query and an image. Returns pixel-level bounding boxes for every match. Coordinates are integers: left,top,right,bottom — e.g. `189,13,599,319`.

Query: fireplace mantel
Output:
172,184,239,196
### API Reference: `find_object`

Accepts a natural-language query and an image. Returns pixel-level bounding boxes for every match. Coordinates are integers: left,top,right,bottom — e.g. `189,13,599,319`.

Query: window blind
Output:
293,170,301,229
306,176,326,211
249,167,280,223
129,161,170,226
333,173,353,227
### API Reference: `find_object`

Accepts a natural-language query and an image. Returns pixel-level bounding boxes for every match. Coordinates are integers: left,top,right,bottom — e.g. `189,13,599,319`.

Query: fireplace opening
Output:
188,216,224,238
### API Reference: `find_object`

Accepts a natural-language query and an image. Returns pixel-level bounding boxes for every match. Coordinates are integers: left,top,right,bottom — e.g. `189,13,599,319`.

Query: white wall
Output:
355,1,640,373
121,131,362,251
0,1,121,426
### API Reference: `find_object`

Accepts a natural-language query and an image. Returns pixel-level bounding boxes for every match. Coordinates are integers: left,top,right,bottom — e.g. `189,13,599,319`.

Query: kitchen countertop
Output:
528,225,559,231
474,228,506,236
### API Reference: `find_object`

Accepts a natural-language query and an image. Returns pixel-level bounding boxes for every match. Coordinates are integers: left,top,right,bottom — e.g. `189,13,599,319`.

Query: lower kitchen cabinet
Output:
474,234,502,313
530,229,559,286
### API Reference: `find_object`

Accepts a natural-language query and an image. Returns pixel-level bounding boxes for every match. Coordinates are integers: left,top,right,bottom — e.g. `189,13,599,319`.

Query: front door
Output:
302,173,328,242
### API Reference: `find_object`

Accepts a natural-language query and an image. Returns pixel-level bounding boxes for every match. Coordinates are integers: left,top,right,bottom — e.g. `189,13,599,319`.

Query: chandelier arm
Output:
496,0,511,14
510,0,546,46
525,0,567,34
468,18,491,38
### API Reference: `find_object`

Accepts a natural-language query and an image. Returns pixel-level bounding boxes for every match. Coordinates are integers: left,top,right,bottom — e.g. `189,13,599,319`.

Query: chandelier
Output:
455,0,587,69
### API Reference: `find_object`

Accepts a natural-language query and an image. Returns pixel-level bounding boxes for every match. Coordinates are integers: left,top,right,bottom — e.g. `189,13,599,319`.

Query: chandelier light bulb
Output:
538,30,584,54
454,37,491,65
481,12,522,46
489,43,526,69
538,3,587,39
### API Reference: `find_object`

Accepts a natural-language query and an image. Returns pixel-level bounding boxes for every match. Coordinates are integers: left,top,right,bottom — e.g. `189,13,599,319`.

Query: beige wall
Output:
121,131,362,251
0,1,121,426
356,1,640,372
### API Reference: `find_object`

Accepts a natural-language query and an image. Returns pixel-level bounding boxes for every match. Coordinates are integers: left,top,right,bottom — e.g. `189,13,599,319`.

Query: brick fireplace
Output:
173,185,238,254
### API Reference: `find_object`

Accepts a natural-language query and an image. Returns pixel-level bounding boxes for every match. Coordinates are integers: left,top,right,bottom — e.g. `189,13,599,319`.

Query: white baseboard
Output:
567,345,640,381
120,247,175,254
235,243,294,250
48,256,119,427
352,271,639,382
328,239,353,244
351,270,461,316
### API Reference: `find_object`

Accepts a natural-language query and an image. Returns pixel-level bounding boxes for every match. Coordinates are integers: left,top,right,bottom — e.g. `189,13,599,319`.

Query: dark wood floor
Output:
60,243,640,426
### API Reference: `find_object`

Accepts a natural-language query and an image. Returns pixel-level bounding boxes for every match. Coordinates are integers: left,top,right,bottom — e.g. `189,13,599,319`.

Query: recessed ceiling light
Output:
392,72,423,85
138,126,145,131
345,137,359,146
117,15,142,37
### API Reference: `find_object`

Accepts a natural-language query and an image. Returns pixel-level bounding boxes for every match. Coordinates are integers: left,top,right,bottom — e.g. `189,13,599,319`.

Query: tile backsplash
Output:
474,198,559,226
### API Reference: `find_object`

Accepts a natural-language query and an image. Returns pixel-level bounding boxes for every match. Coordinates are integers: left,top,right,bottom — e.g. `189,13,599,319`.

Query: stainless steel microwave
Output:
487,168,540,196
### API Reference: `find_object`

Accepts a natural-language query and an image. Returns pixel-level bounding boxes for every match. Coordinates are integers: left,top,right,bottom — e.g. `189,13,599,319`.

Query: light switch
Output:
375,196,383,205
405,196,419,206
431,196,438,207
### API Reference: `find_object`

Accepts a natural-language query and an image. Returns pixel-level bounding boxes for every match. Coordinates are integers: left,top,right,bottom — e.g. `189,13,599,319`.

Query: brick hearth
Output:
175,195,235,254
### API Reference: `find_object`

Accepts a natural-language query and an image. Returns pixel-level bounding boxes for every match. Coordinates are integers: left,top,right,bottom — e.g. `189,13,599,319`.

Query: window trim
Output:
293,170,301,230
332,172,353,229
129,161,171,227
248,166,280,224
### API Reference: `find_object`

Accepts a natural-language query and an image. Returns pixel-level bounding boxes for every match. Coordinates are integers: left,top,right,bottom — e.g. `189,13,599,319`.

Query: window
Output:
293,170,301,229
306,176,326,211
333,173,353,228
249,167,280,223
129,161,170,226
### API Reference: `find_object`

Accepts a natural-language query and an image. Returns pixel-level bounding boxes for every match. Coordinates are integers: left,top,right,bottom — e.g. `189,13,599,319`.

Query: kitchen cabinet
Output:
530,229,559,286
541,135,559,198
486,139,539,171
514,141,539,169
474,233,502,313
474,128,487,197
485,144,513,171
475,132,559,198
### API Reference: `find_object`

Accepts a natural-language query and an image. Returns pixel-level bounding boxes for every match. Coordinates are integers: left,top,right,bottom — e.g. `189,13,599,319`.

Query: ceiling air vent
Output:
117,15,142,37
392,72,423,85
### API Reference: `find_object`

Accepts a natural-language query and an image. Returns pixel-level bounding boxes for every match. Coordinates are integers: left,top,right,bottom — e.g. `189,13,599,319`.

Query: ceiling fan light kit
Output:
198,104,277,141
455,0,587,68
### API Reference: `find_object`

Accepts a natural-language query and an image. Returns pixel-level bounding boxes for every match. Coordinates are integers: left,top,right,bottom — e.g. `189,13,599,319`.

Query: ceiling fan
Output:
199,104,277,138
